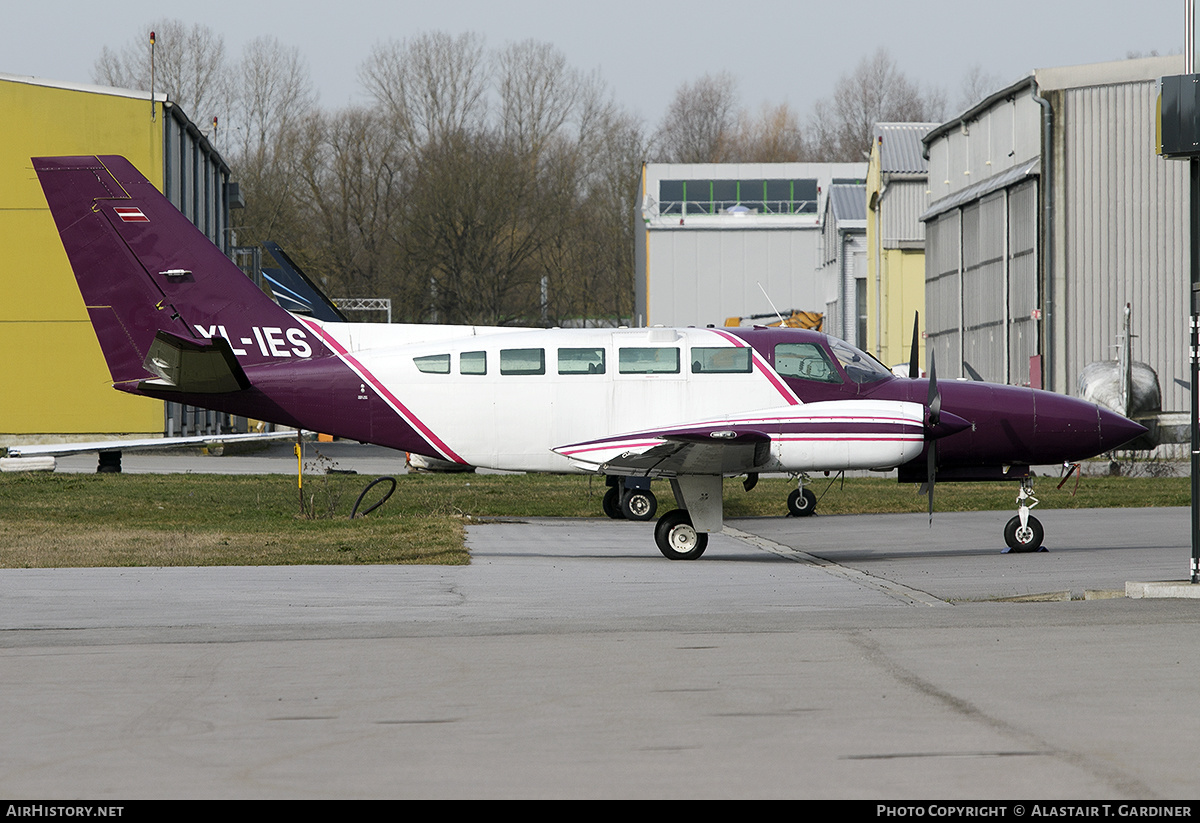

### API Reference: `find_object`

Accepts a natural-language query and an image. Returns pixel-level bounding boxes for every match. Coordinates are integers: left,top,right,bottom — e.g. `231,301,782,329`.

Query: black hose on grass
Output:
352,476,397,518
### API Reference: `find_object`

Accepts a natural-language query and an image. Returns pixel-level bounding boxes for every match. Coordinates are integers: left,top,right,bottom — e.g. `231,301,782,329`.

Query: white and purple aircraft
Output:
32,155,1145,559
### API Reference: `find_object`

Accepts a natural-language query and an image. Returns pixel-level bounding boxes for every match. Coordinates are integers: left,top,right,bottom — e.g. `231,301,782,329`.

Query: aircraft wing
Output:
552,400,931,478
6,431,298,459
555,426,773,477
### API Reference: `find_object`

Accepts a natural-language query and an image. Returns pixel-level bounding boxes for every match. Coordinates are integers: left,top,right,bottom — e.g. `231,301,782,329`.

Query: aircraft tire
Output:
621,489,657,521
787,488,817,517
654,510,708,560
602,487,625,519
1004,515,1044,552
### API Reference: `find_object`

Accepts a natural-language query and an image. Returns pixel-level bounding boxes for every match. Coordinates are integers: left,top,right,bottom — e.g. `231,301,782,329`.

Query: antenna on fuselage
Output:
757,282,787,326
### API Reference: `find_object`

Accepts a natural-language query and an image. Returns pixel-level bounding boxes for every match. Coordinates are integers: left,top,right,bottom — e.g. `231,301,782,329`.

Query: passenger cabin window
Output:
460,350,486,375
500,348,545,375
414,354,450,374
691,347,752,374
774,343,840,383
558,347,606,375
619,347,680,374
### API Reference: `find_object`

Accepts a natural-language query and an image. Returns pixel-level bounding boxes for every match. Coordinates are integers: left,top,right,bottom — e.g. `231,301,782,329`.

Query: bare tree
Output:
224,36,317,249
809,48,945,162
495,39,582,162
293,107,408,305
227,36,315,160
734,102,811,163
954,64,1004,113
89,24,647,327
359,31,489,151
402,130,549,325
558,106,646,324
356,33,645,326
92,19,229,121
652,72,740,163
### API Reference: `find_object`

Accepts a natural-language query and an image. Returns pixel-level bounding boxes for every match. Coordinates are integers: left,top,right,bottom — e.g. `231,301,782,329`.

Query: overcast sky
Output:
4,0,1190,126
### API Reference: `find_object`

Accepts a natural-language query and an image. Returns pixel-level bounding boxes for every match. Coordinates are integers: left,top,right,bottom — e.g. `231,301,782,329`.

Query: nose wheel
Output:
1004,514,1044,552
1004,478,1044,552
787,487,817,517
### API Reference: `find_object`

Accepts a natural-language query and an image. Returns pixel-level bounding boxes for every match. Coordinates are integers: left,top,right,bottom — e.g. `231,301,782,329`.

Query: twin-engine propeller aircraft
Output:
34,155,1146,559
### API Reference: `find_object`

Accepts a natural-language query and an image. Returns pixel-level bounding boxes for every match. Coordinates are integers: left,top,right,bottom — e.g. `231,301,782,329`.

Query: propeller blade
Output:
927,439,937,527
908,312,920,379
962,360,985,382
924,347,939,527
926,348,941,426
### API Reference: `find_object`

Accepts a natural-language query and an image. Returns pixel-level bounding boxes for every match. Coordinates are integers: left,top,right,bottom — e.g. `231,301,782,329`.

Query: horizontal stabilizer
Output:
140,331,251,394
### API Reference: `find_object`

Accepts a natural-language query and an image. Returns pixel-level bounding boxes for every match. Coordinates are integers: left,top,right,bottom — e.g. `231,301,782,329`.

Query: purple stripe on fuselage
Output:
298,318,467,464
557,418,923,456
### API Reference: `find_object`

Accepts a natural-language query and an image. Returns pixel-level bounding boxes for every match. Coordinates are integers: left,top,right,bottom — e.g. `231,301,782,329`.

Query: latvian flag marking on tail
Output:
114,207,149,223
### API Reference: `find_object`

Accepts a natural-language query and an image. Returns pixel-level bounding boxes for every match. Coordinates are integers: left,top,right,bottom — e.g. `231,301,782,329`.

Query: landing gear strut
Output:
1004,477,1044,552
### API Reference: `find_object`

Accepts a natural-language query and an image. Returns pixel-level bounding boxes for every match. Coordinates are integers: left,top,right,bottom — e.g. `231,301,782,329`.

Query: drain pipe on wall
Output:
1031,79,1054,392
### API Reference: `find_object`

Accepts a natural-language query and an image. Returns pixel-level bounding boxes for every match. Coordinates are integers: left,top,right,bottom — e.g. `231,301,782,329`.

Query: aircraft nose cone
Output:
1097,407,1148,451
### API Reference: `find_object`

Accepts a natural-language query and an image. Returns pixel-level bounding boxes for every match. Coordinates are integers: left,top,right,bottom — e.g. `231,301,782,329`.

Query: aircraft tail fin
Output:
262,241,349,323
33,155,307,388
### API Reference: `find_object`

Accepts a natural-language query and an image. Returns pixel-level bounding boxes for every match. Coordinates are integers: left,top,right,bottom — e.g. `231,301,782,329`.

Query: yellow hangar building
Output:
0,73,239,447
865,122,939,373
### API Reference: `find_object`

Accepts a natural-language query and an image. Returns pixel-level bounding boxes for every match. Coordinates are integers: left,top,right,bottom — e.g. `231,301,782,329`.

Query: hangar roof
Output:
873,123,937,175
827,184,866,228
0,72,167,103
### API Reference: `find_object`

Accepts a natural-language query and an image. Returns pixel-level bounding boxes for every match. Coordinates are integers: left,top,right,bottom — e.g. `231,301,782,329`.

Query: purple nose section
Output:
1097,407,1149,452
929,411,971,440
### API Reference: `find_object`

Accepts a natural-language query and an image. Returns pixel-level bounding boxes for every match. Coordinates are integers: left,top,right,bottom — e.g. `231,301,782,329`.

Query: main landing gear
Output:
603,477,658,522
654,510,708,560
1004,476,1044,552
603,476,710,559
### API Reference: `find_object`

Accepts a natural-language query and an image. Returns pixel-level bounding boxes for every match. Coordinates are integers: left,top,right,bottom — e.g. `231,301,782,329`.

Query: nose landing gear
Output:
1004,477,1044,552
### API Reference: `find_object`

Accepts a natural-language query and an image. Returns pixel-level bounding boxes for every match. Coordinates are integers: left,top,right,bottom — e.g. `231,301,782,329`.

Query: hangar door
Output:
924,178,1038,385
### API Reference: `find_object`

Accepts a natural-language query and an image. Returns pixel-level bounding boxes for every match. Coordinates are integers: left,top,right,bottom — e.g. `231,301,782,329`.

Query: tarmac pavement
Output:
1,495,1197,798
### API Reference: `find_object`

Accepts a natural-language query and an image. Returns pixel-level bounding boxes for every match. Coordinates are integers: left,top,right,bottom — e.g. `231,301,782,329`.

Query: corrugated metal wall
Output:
925,210,961,377
163,105,231,254
1061,80,1189,411
924,183,1039,385
881,181,929,246
961,193,1007,383
1007,180,1039,385
924,64,1188,405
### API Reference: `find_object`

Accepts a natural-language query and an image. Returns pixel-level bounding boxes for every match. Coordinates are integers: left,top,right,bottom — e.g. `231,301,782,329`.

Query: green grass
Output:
0,470,1188,568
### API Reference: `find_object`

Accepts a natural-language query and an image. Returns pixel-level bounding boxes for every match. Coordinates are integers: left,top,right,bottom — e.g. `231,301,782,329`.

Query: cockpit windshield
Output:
828,338,892,384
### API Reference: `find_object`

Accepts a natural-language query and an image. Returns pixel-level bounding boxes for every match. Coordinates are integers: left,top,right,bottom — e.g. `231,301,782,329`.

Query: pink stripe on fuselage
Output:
706,328,800,406
297,318,467,464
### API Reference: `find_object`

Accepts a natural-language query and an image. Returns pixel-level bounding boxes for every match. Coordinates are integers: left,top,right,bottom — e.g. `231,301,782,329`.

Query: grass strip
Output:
0,471,1187,568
